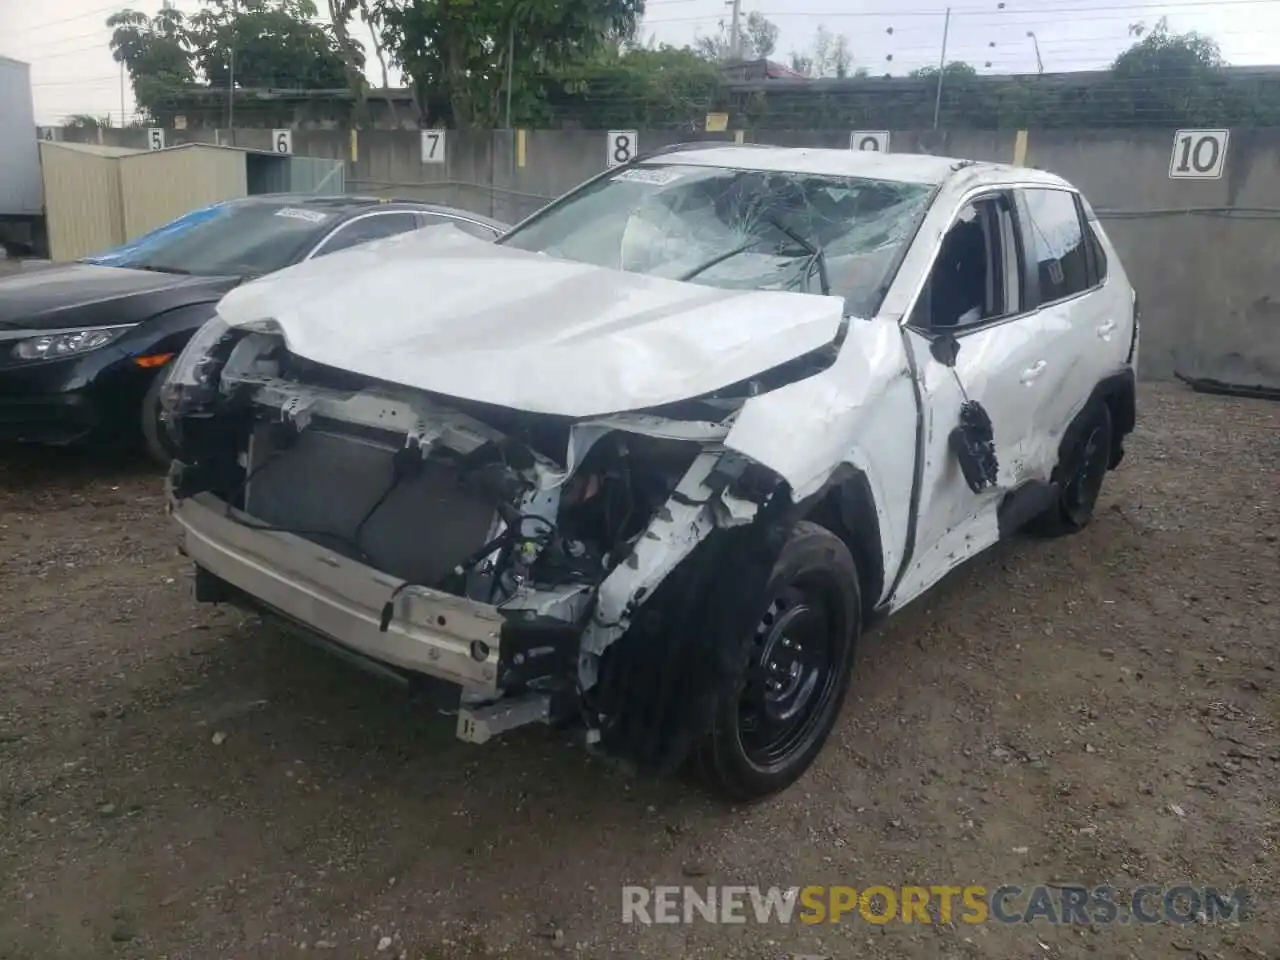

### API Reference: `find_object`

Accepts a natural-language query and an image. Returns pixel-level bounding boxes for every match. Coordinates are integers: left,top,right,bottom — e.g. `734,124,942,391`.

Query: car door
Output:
309,211,423,258
1014,187,1118,448
891,189,1057,609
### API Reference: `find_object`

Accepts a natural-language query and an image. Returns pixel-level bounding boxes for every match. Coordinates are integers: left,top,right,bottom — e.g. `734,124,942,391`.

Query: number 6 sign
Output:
607,130,638,168
272,129,293,154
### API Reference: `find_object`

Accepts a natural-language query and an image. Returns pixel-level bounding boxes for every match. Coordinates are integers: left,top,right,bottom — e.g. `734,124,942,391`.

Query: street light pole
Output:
932,6,951,130
727,0,742,60
1027,31,1044,73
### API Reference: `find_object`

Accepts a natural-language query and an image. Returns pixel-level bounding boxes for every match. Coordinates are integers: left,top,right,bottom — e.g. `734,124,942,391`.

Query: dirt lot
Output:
1,382,1276,960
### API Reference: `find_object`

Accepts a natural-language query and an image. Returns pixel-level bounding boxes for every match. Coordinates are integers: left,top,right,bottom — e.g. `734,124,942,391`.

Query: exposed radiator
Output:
244,424,497,587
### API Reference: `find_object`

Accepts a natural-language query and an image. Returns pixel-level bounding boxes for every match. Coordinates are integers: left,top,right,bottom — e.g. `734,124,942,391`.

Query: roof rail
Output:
633,140,775,162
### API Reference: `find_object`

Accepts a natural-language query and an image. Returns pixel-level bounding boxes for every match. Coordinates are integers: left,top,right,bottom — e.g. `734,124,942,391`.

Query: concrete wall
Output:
67,124,1280,388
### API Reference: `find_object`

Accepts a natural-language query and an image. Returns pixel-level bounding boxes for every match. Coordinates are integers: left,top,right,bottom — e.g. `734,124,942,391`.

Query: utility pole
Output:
931,6,951,131
504,19,514,129
227,0,237,143
119,61,125,126
726,0,742,61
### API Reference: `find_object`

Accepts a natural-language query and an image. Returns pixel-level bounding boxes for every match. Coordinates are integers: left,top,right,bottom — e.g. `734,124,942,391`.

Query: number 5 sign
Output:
607,129,638,167
147,128,165,151
1169,129,1228,179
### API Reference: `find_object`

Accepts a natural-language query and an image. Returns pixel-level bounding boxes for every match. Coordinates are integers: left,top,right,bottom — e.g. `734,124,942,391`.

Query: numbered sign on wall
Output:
420,129,446,164
607,129,638,167
272,129,293,155
147,128,165,151
1169,129,1228,179
850,130,890,152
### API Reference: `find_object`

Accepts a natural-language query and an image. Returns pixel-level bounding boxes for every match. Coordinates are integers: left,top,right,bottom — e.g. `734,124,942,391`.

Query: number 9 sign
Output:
850,130,890,153
607,129,638,168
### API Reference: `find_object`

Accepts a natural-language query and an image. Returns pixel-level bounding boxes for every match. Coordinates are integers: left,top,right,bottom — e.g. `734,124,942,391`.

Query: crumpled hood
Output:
215,224,846,417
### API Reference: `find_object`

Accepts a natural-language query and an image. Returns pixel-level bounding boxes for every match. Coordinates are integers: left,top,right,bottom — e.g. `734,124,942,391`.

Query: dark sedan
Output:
0,195,507,460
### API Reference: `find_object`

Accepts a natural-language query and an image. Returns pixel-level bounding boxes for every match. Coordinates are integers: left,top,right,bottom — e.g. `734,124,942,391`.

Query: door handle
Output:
1020,360,1047,384
1097,319,1116,338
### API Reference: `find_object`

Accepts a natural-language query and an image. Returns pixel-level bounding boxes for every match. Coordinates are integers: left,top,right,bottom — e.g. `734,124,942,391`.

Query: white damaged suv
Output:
161,144,1138,800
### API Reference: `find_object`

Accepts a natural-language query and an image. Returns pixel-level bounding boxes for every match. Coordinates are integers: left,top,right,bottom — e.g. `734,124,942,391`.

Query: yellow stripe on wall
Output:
516,128,527,168
1013,129,1028,166
350,129,358,163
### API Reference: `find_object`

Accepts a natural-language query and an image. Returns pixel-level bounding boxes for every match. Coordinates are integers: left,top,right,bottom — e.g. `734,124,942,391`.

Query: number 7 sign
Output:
421,129,446,164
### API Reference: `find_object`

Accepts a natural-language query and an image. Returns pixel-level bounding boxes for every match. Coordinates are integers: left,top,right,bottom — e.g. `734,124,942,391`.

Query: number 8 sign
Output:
607,130,638,168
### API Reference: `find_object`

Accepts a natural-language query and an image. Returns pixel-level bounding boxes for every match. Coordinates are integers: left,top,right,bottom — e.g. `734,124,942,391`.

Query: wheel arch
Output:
1058,369,1135,473
789,463,886,625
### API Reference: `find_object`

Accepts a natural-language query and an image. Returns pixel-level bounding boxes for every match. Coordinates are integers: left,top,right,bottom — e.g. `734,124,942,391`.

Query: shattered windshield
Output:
499,163,934,316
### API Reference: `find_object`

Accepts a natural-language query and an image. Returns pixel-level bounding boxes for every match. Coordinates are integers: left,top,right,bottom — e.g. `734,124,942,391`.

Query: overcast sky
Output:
2,0,1277,124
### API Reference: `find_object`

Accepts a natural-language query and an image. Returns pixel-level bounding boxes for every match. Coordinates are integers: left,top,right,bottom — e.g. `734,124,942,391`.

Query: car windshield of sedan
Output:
79,201,338,277
498,163,934,316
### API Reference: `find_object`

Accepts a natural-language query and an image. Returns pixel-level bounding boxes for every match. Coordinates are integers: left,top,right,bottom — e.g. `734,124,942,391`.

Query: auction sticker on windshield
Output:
274,207,331,223
612,168,685,186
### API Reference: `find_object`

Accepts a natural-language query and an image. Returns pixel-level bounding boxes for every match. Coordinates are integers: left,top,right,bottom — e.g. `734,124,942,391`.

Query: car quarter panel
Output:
723,315,917,608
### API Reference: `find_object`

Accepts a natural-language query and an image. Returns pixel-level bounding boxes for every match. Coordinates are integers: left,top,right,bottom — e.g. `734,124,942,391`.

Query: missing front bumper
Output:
169,487,507,694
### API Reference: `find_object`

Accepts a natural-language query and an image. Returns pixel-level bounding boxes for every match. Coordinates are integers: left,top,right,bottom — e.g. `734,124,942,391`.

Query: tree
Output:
372,0,644,127
550,43,723,128
185,0,352,89
1104,17,1241,125
695,10,778,61
788,25,852,78
64,114,115,129
107,6,195,123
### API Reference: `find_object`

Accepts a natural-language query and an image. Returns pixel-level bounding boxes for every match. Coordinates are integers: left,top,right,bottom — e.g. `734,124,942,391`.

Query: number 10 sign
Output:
1169,129,1228,179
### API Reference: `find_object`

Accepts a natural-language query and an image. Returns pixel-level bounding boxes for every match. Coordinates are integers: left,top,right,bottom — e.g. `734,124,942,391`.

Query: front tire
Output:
139,363,175,466
695,521,861,802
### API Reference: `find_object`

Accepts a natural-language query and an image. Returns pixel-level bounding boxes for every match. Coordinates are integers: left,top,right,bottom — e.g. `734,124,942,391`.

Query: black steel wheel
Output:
1031,401,1114,537
696,521,861,801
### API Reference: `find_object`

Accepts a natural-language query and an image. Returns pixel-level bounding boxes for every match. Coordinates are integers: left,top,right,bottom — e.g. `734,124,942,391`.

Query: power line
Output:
646,0,1280,21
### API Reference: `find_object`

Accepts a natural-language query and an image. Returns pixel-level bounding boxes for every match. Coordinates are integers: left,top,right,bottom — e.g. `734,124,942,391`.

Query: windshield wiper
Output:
131,264,193,276
766,217,830,296
677,240,757,282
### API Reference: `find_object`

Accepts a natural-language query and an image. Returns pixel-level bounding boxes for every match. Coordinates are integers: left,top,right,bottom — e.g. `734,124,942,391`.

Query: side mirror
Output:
930,331,960,367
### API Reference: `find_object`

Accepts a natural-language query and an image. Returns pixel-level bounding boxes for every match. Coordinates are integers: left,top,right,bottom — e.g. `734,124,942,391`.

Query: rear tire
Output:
694,521,861,802
139,363,175,466
1029,401,1114,537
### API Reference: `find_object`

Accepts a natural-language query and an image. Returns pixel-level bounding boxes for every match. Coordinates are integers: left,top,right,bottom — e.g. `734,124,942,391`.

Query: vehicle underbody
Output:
166,335,843,776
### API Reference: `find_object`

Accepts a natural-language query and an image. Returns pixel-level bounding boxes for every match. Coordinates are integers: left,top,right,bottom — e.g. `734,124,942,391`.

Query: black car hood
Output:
0,263,238,330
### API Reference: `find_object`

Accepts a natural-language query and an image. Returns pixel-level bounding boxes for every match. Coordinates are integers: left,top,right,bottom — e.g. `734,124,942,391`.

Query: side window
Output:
1077,194,1108,286
1020,189,1090,303
914,194,1022,331
423,214,499,240
313,212,421,257
1086,223,1107,285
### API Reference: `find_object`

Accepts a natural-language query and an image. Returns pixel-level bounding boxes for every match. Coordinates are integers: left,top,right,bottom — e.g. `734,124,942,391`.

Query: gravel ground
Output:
0,382,1276,960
